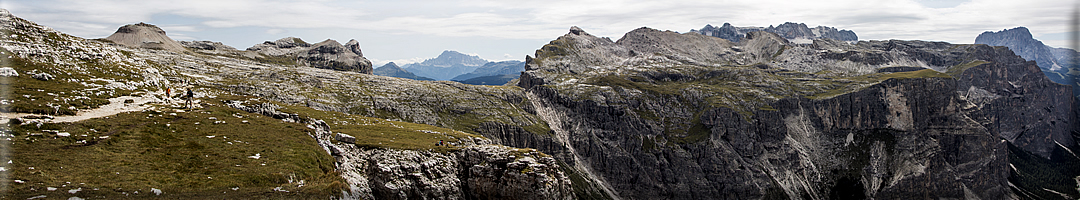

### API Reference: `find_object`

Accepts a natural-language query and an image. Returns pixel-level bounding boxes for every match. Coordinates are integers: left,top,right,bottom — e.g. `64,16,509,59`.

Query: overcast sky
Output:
1,0,1075,66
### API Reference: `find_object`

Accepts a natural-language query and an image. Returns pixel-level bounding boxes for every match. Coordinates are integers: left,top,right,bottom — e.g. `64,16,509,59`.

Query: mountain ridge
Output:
691,22,857,43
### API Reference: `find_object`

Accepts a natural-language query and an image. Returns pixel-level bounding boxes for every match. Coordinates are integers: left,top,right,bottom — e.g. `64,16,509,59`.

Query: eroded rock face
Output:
507,26,1077,199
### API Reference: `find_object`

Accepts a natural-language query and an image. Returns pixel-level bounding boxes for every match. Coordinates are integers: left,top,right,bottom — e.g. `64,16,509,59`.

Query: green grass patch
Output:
276,103,482,154
1,48,140,115
5,102,344,199
945,60,990,77
871,69,952,80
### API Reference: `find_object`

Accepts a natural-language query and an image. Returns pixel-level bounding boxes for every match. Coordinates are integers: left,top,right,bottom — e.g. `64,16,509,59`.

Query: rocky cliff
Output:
691,22,858,43
511,27,1078,199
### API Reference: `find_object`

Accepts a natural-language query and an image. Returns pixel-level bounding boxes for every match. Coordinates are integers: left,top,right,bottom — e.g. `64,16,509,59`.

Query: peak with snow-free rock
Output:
345,39,364,57
402,50,489,80
690,22,857,43
103,22,187,52
375,62,434,81
975,27,1060,71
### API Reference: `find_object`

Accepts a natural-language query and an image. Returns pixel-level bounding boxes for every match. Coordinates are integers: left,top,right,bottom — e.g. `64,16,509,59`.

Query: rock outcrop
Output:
179,40,238,51
296,39,373,73
246,37,373,74
691,22,858,43
103,22,187,52
345,39,364,57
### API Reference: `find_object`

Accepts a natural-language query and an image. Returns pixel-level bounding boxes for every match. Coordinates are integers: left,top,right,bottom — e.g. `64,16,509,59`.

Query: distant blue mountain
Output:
374,62,434,81
451,60,524,81
402,50,488,80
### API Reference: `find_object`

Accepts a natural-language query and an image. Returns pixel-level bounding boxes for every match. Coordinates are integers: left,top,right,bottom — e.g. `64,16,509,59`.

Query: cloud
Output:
265,29,286,35
159,25,200,32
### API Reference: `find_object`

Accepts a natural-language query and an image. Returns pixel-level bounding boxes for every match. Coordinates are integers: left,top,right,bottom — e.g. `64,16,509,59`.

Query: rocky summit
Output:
104,22,187,52
1,7,1079,200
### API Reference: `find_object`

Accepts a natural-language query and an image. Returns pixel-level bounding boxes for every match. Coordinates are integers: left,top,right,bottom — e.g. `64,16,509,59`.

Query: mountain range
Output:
1,8,1078,200
451,60,524,85
690,22,857,43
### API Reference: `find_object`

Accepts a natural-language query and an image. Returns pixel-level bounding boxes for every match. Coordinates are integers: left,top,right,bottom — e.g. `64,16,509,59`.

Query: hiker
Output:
185,88,194,109
165,87,171,102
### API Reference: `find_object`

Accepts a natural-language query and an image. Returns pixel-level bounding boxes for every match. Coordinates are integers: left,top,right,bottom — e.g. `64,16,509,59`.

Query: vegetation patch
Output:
5,101,344,199
276,103,481,154
1007,142,1080,199
945,60,990,77
0,48,141,115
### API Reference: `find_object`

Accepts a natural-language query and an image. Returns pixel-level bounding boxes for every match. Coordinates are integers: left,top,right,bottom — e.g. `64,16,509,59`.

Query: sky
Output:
0,0,1076,66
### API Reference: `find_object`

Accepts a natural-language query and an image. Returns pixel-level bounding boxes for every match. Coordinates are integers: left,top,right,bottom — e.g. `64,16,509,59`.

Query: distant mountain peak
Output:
374,62,433,81
975,26,1058,71
402,50,490,80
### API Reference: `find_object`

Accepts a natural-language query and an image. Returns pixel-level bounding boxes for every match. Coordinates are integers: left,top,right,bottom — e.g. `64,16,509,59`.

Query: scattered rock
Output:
0,67,16,76
335,133,356,144
31,72,52,81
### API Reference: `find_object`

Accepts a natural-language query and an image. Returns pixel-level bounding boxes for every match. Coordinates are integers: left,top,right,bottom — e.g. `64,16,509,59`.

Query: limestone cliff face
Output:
508,27,1078,199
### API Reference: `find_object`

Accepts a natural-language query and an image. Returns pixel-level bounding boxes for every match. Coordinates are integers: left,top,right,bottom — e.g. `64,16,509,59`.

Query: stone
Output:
31,72,52,81
335,133,356,144
0,67,17,76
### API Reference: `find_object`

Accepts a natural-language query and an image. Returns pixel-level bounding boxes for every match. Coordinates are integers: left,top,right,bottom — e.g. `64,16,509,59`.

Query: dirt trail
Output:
1,92,166,123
